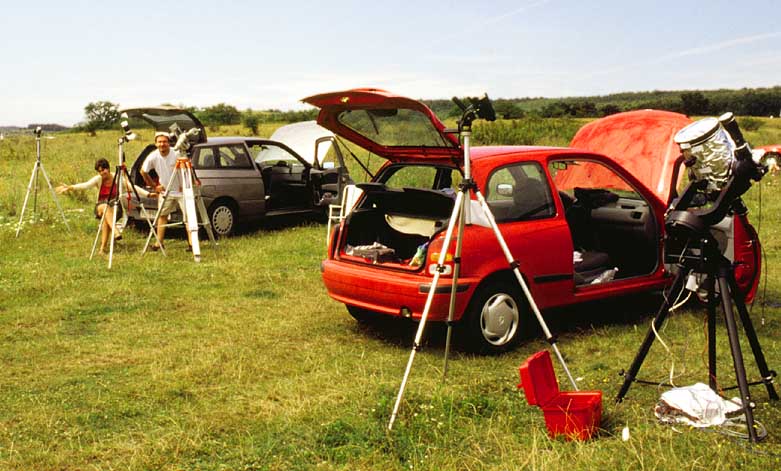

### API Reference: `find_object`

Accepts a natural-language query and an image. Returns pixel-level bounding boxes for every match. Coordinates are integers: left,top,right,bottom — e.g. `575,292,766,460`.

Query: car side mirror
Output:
496,183,514,197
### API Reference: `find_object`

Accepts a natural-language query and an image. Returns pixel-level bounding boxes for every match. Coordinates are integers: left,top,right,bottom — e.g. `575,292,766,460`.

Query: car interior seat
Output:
561,188,616,285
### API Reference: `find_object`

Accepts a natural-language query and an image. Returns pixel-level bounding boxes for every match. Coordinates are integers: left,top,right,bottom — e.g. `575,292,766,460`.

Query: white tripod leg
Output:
181,166,201,262
15,162,39,237
38,162,71,232
90,204,108,259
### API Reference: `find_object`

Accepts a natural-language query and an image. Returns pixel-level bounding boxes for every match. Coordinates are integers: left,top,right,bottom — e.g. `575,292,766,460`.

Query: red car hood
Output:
302,88,461,162
569,110,692,205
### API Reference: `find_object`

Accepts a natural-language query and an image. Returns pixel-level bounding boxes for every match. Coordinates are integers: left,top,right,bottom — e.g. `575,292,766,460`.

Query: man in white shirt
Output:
140,132,185,250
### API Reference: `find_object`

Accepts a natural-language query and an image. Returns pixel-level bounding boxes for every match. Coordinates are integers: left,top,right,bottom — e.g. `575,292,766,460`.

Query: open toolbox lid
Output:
518,350,560,406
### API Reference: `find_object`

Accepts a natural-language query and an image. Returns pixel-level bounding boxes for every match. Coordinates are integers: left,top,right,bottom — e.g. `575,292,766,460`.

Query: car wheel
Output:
461,281,527,354
209,202,236,237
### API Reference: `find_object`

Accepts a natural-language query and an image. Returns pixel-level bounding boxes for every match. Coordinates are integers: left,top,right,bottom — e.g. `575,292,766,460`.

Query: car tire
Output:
460,280,528,354
209,201,237,237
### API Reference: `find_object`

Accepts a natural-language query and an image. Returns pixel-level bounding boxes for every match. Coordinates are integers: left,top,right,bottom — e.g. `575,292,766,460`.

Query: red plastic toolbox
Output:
518,350,602,440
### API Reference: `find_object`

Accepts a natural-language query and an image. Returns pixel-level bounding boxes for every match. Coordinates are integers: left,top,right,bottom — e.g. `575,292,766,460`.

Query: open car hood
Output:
120,106,207,146
302,88,460,162
569,110,692,204
269,120,333,165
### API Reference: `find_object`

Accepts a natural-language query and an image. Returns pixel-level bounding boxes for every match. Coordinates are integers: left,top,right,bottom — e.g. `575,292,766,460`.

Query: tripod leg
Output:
38,162,71,232
442,190,467,380
706,274,718,390
195,190,217,246
90,205,108,259
15,162,39,237
108,199,120,269
616,267,689,403
725,270,779,400
717,273,759,442
389,191,466,431
180,166,201,262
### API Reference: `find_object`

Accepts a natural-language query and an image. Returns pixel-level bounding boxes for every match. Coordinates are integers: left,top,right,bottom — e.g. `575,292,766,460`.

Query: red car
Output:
306,89,761,353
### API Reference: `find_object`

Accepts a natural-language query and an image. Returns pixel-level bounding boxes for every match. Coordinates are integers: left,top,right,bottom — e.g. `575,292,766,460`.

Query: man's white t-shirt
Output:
141,149,182,196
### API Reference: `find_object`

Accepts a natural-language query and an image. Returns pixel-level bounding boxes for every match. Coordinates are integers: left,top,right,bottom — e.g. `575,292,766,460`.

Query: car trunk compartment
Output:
339,184,454,268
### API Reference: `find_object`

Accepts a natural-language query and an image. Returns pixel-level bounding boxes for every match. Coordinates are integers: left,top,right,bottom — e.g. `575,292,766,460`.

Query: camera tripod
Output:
142,157,216,262
388,96,577,430
15,127,71,237
90,136,161,268
616,221,778,442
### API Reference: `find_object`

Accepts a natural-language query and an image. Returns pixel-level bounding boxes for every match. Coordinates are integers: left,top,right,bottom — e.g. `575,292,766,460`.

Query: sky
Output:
1,0,780,127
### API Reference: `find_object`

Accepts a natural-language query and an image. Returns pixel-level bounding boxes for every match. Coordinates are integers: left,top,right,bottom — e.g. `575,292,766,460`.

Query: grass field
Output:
1,118,781,470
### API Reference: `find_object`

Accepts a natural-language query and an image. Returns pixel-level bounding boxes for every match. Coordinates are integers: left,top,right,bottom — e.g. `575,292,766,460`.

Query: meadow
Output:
1,117,781,470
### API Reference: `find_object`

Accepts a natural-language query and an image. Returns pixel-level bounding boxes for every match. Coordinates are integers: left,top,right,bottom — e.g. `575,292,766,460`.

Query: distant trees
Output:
242,110,260,135
680,92,710,116
83,101,120,135
197,103,242,126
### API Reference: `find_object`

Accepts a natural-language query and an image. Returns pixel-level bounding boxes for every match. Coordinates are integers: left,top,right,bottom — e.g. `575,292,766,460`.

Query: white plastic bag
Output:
654,383,742,428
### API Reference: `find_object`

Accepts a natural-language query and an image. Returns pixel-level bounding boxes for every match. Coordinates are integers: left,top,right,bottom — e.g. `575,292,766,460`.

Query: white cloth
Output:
654,383,742,428
142,149,181,196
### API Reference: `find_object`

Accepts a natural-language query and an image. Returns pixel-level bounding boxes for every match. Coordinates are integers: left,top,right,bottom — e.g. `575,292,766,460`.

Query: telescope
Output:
665,112,768,238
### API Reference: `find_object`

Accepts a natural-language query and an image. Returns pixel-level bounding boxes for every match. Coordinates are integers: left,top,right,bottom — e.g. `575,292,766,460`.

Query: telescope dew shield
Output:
674,117,735,192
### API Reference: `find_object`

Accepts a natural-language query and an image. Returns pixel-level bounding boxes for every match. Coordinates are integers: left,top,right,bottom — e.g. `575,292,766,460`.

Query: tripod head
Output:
452,94,496,132
33,126,42,138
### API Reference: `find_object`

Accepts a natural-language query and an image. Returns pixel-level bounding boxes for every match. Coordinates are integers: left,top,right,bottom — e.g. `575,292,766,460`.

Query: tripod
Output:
15,127,71,237
388,96,577,430
615,223,778,442
142,157,216,262
90,136,162,268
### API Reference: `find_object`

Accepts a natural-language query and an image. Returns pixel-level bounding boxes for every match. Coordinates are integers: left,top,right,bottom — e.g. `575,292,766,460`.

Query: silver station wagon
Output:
123,107,350,236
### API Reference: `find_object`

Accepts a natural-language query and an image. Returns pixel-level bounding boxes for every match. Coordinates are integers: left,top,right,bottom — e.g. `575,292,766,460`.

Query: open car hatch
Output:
569,110,692,204
120,106,208,146
302,88,461,162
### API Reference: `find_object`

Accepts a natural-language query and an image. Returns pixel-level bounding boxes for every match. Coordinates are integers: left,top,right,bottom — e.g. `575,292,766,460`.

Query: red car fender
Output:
733,213,761,303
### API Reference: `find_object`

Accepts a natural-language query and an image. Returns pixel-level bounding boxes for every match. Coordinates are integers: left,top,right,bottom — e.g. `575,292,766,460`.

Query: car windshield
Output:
253,143,301,166
337,108,455,148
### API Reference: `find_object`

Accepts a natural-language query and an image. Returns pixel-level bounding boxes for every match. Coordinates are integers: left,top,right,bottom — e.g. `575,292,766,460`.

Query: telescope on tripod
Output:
388,94,577,430
15,127,71,237
616,112,778,442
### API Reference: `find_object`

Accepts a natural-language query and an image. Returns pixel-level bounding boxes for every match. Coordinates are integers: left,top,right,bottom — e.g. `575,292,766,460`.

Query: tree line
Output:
423,86,781,119
75,86,781,135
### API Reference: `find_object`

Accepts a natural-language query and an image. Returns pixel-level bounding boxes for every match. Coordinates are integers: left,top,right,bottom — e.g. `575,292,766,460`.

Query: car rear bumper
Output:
321,259,478,321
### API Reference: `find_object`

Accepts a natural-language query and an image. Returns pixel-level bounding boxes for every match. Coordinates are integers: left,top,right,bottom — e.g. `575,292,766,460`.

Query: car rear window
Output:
337,108,455,148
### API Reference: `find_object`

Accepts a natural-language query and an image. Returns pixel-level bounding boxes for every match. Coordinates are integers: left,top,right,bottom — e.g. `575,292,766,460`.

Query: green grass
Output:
1,122,781,469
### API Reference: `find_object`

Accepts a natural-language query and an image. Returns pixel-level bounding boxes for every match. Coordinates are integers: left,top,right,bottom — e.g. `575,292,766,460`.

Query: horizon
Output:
2,84,780,129
3,1,780,127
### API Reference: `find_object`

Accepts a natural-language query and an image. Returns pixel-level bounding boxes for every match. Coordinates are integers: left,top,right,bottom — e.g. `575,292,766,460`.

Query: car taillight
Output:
427,250,455,276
